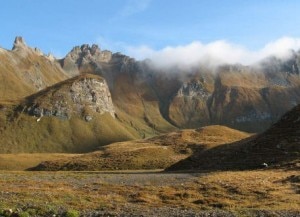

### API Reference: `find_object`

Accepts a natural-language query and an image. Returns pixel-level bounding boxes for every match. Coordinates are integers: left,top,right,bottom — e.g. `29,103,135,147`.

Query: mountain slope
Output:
60,45,178,134
2,37,300,155
0,74,145,153
0,37,69,101
60,45,300,133
167,104,300,171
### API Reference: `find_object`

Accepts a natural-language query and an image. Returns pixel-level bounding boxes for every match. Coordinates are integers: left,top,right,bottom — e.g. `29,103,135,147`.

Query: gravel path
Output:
0,170,203,186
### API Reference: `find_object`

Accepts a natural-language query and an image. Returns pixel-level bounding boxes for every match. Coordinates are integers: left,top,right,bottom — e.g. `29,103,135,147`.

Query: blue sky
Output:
1,0,300,61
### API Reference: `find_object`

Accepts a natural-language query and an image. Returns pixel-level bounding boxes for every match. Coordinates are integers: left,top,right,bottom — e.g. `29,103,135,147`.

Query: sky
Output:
1,0,300,65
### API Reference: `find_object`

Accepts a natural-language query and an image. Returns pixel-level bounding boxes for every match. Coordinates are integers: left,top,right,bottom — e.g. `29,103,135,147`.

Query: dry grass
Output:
169,104,300,171
0,153,80,170
0,169,298,214
0,112,140,153
0,50,68,101
30,125,251,171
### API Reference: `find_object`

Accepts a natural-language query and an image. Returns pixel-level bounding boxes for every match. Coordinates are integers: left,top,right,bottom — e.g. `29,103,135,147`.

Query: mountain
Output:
60,45,300,133
30,125,251,171
60,44,178,134
1,37,300,154
0,74,144,153
0,37,69,101
167,104,300,171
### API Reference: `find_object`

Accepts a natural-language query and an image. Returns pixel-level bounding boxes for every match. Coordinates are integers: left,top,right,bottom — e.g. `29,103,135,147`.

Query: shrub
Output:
65,209,80,217
18,212,30,217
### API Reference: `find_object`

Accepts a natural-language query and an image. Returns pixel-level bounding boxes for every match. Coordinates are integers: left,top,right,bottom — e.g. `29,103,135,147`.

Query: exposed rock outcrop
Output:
177,79,211,98
168,78,212,128
70,76,115,117
24,74,115,120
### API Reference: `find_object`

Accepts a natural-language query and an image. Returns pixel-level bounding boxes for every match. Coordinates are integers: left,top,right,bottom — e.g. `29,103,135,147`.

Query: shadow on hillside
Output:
166,134,300,172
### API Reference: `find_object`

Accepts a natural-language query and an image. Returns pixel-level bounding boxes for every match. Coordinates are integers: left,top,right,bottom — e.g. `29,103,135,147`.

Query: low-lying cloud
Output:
126,37,300,68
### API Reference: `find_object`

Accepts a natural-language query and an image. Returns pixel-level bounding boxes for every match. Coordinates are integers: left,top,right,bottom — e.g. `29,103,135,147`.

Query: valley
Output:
0,37,299,216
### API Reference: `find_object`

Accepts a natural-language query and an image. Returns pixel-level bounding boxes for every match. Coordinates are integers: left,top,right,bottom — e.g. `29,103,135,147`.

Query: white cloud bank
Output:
126,37,300,68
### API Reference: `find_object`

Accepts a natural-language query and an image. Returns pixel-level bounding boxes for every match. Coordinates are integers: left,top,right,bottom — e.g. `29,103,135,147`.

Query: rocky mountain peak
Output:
12,36,28,50
61,44,113,75
11,36,44,57
68,44,102,59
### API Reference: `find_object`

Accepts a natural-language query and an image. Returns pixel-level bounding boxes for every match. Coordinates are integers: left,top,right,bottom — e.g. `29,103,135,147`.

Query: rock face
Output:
168,78,212,128
177,79,211,98
60,44,112,75
70,76,115,117
24,74,115,120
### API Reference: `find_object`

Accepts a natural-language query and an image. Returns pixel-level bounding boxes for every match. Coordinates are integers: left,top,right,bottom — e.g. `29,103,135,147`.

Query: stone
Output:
33,107,42,116
85,115,93,122
54,110,69,120
261,163,268,168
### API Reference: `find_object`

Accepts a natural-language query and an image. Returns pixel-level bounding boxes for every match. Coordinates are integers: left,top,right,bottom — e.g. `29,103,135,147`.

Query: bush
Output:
18,212,30,217
65,209,80,217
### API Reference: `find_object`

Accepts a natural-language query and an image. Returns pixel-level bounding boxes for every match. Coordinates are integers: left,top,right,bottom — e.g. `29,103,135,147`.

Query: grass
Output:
29,125,251,171
168,104,300,171
0,153,80,170
0,169,298,215
0,49,68,101
0,111,141,153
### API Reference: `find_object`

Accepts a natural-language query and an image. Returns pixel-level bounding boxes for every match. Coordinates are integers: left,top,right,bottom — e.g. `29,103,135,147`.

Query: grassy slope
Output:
0,50,69,101
168,105,300,171
30,125,251,171
0,73,165,154
102,62,177,134
0,111,139,153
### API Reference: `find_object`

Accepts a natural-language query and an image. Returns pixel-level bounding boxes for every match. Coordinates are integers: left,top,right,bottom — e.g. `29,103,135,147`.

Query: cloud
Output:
125,37,300,68
121,0,151,17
